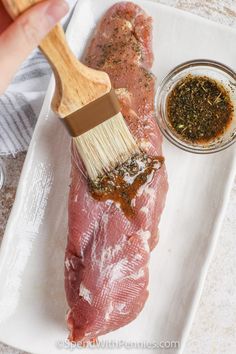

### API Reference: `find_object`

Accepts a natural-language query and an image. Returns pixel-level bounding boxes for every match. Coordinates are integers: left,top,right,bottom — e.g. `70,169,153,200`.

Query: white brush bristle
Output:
73,112,140,180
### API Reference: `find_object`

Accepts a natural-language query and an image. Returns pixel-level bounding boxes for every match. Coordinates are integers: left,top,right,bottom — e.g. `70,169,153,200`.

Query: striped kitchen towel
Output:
0,0,77,155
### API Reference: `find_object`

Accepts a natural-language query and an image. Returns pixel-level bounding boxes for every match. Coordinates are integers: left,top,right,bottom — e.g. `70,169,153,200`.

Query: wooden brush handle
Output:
2,0,111,117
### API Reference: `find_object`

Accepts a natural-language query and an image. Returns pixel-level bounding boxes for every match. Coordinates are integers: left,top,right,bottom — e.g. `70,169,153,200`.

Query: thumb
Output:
0,0,69,94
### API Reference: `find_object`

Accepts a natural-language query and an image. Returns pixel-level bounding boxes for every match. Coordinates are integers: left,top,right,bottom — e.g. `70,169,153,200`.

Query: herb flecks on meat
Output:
86,18,143,69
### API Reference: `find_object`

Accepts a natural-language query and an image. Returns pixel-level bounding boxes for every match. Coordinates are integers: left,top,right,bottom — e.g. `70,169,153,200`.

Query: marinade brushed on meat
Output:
65,2,168,343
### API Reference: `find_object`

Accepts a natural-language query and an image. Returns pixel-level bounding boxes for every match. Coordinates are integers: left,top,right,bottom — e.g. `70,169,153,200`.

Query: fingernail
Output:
46,0,69,25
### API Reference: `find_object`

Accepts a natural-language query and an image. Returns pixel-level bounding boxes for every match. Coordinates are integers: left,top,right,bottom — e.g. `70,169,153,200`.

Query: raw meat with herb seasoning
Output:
65,1,168,342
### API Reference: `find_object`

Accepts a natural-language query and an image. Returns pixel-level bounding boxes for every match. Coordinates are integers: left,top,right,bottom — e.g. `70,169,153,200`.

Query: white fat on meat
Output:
102,213,109,224
137,229,151,252
93,235,127,275
109,259,130,282
139,139,153,151
102,243,123,262
105,302,114,321
134,253,143,262
115,303,126,313
140,206,149,215
129,268,145,280
74,194,79,203
115,88,133,106
137,170,155,198
79,283,93,305
65,258,71,271
145,186,156,204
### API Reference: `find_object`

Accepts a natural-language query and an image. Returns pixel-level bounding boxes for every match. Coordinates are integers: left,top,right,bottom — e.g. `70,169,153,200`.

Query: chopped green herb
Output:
167,75,234,143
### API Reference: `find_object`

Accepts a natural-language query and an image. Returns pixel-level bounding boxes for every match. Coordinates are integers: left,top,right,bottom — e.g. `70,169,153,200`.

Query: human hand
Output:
0,0,69,95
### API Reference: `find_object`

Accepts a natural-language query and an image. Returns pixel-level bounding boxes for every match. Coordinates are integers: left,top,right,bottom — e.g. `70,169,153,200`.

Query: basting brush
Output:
3,0,140,180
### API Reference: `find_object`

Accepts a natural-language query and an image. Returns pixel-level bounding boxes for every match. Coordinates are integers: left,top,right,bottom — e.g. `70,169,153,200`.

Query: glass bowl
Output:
156,59,236,153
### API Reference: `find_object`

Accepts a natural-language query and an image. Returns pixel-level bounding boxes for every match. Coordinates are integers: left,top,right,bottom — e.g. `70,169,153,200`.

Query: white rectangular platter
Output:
0,1,236,353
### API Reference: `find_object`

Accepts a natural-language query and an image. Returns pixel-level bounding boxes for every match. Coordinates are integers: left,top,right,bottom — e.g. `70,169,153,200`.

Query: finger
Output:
0,1,12,33
0,0,69,94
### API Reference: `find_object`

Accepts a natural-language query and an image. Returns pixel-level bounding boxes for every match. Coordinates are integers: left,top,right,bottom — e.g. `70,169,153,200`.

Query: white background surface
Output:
0,0,235,353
